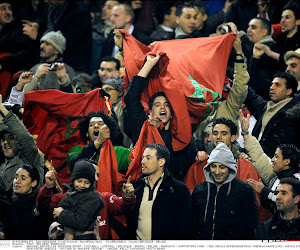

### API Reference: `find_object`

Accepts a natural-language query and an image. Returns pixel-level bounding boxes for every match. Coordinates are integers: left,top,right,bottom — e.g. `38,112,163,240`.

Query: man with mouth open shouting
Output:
124,52,197,181
66,110,130,175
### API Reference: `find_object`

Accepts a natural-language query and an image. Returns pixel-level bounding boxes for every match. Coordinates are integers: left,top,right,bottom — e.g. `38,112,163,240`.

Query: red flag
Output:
0,53,12,98
23,89,112,185
96,119,164,196
121,30,235,151
97,139,119,194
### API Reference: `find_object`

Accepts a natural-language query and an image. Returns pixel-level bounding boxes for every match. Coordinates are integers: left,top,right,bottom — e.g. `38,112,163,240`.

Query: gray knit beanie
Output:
102,78,124,95
40,31,66,55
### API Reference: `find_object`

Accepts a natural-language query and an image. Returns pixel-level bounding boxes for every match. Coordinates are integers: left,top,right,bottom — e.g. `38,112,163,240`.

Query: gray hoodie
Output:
203,142,237,222
204,142,237,185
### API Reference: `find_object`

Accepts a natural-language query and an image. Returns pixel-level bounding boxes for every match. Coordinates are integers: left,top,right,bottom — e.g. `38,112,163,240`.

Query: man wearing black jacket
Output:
255,178,300,241
245,71,299,158
126,143,192,240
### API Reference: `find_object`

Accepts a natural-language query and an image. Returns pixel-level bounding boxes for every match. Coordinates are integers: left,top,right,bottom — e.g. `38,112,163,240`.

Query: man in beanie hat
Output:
53,159,105,240
192,142,259,240
102,78,131,147
23,30,75,94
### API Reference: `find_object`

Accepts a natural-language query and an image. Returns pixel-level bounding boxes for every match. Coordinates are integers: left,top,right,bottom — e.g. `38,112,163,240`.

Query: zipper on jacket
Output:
211,186,220,240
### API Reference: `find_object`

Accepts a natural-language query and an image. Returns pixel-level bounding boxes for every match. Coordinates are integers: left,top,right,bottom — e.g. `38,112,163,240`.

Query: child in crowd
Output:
53,160,105,240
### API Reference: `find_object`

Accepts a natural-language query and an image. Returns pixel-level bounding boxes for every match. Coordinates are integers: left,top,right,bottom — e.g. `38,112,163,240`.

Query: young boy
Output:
53,160,105,240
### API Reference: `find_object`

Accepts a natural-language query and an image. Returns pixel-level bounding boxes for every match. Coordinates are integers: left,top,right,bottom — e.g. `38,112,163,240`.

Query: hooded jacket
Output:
192,143,260,239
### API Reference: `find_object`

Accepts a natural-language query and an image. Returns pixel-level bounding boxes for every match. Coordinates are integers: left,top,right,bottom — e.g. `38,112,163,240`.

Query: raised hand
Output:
94,125,111,148
195,151,209,162
239,110,250,133
253,43,266,59
53,207,64,218
122,175,135,198
114,29,123,49
148,115,161,129
45,169,57,188
247,178,264,193
22,20,39,40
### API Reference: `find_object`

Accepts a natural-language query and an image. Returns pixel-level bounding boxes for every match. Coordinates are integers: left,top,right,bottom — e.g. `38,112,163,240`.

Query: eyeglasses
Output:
102,87,116,92
0,135,15,143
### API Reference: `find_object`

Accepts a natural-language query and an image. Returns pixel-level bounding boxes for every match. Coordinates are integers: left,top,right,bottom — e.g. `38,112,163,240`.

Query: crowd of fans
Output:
0,0,300,241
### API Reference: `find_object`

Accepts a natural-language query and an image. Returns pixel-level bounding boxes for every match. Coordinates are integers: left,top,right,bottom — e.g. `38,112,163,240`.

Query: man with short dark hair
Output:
284,48,300,91
100,0,120,38
91,56,120,89
150,1,177,41
245,71,300,157
126,143,192,240
246,143,300,213
124,53,197,181
193,1,210,37
229,18,277,100
174,4,197,39
275,2,300,61
0,0,38,73
192,143,259,239
262,2,300,71
184,117,260,194
255,177,300,240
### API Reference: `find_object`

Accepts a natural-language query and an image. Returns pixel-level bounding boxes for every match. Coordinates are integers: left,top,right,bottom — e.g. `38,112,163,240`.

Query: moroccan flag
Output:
23,89,112,185
121,30,235,151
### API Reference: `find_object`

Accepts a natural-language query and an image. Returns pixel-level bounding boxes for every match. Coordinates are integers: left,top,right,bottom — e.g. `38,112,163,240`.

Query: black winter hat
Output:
71,160,95,185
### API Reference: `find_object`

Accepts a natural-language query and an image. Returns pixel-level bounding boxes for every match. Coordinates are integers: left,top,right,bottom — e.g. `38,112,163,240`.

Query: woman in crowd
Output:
10,165,48,239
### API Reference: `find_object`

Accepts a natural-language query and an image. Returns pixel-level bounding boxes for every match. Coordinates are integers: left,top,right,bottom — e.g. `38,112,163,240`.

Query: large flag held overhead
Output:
121,30,235,151
23,89,112,185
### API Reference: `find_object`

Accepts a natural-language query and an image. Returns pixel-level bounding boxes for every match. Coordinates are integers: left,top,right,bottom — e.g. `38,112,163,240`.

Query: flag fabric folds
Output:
97,121,164,196
121,30,235,151
23,89,111,185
